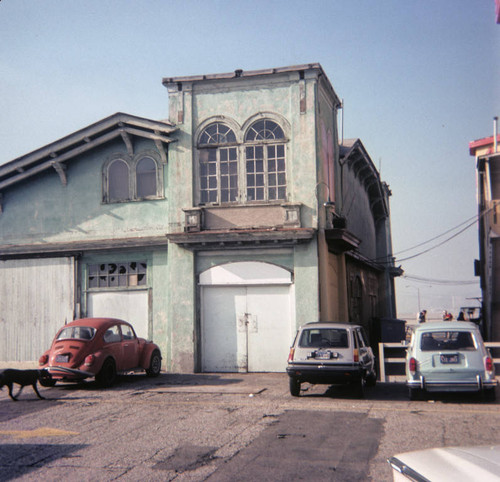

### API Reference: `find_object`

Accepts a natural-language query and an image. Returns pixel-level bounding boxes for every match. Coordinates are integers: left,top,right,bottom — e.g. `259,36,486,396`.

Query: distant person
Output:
418,310,427,323
443,310,453,321
457,311,465,321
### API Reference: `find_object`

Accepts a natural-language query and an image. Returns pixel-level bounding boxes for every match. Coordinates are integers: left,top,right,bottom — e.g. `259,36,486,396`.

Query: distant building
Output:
470,123,500,340
0,64,400,371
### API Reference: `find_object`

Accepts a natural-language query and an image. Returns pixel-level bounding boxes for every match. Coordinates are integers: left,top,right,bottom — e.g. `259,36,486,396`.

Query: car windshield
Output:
57,326,96,341
420,331,475,351
299,328,349,348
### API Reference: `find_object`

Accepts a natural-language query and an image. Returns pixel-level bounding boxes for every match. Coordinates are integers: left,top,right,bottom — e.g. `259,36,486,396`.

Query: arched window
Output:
136,157,157,198
198,122,238,204
244,119,286,201
108,159,130,202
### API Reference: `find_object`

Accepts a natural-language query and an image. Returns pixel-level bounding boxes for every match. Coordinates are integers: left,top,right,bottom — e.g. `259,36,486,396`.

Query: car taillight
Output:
485,356,494,373
85,354,95,366
353,349,359,362
39,354,48,366
288,348,295,362
409,357,417,374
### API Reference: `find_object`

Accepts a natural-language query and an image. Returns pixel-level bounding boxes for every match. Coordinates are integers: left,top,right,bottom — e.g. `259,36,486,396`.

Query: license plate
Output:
315,351,331,360
56,354,69,363
440,354,459,364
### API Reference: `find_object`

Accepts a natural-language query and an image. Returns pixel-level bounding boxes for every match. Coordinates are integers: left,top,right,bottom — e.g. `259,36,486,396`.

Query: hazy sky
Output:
1,0,499,319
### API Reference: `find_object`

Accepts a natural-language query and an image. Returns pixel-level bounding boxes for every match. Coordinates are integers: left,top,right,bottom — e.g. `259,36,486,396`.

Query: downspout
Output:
494,116,498,153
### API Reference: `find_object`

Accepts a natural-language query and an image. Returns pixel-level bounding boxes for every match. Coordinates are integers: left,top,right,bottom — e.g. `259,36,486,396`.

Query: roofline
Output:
162,63,323,84
0,112,176,177
339,138,389,222
162,63,341,107
469,134,500,156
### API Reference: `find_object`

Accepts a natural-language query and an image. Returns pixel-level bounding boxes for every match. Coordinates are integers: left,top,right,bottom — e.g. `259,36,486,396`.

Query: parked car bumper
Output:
407,374,497,392
47,365,95,381
286,363,364,384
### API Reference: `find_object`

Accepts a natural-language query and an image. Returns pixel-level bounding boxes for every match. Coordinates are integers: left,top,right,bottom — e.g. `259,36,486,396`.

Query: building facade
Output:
470,126,500,341
0,64,399,371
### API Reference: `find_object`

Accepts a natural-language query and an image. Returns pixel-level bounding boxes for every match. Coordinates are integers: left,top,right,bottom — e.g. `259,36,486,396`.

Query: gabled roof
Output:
0,113,177,191
339,138,390,223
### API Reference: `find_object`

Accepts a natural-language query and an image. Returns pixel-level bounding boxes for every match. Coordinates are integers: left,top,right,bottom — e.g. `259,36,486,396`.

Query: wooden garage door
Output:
0,257,75,361
200,262,294,373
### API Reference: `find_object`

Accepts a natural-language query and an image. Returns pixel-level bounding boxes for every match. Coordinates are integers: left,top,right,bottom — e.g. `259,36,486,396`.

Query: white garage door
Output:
0,257,75,361
200,262,294,372
87,290,150,340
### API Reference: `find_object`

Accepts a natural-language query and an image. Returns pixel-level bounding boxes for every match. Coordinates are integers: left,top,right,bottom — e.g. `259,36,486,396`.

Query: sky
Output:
1,0,499,320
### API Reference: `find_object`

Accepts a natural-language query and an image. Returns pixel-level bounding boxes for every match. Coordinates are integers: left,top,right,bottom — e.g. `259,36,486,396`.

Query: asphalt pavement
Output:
0,369,499,481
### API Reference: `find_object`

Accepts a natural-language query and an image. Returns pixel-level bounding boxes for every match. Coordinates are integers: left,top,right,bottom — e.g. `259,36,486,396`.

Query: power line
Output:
372,208,492,265
402,274,478,286
392,213,479,257
394,217,478,263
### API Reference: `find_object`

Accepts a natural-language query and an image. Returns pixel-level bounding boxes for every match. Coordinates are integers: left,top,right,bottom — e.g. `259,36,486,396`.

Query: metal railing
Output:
378,341,500,383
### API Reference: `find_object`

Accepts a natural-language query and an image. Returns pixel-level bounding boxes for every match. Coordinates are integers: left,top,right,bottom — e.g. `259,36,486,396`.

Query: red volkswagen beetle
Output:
39,318,162,387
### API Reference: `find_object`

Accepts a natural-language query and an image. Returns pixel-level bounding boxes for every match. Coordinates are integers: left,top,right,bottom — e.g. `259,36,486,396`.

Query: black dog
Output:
0,368,52,401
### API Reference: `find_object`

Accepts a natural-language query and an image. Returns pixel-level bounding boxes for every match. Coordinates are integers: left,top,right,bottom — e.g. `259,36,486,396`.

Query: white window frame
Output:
195,114,289,206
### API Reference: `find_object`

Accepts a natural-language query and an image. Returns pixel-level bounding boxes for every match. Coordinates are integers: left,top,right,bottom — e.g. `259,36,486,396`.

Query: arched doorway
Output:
199,261,295,372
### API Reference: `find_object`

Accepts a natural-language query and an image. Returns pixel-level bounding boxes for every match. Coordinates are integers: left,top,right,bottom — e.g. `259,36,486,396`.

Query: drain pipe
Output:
494,116,498,153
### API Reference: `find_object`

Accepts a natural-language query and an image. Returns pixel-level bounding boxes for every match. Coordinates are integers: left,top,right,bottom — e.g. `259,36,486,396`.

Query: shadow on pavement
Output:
0,444,86,481
297,381,498,404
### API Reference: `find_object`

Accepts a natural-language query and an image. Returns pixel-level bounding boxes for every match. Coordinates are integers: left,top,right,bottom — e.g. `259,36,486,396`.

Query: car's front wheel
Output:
146,350,162,377
289,377,301,397
96,358,117,387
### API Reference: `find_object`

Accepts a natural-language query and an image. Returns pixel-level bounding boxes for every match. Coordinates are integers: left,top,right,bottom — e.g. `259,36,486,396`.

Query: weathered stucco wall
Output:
0,137,169,245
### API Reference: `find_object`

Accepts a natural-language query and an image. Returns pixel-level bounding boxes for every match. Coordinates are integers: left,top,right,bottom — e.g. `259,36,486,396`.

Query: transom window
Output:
88,261,147,288
199,122,236,145
245,119,285,141
197,118,287,204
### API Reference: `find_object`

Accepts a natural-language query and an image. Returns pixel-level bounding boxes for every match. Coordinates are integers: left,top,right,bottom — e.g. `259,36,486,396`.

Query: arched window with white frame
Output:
244,119,287,202
198,122,238,204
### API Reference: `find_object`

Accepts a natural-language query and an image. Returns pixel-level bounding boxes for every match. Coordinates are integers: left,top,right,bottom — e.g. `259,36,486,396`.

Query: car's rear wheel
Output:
96,358,117,387
289,377,301,397
146,350,162,377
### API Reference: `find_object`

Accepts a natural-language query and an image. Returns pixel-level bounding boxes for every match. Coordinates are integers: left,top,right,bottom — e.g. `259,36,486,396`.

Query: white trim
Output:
199,261,292,286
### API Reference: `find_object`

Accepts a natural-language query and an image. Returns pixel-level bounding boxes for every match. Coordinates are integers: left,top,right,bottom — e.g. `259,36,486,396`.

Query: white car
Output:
405,321,497,400
286,322,377,397
388,445,500,481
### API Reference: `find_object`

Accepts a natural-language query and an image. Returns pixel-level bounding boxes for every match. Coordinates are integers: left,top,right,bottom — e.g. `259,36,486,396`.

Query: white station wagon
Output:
406,321,497,400
286,322,377,397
